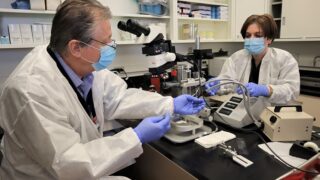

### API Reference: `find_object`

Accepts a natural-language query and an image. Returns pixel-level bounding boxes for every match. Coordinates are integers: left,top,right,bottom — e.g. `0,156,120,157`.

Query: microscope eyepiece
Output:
126,19,150,36
117,21,142,37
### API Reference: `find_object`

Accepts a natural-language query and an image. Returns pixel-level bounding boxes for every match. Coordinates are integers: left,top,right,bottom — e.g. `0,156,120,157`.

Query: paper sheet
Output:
258,142,307,167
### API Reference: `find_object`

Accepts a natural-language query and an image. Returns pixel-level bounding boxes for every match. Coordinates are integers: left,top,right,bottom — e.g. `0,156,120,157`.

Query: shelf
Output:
299,66,320,72
0,8,170,19
178,16,228,22
0,44,38,49
113,13,170,19
0,41,145,49
274,38,320,42
0,8,55,14
272,2,282,5
173,39,239,43
178,0,228,6
274,18,281,21
116,71,149,78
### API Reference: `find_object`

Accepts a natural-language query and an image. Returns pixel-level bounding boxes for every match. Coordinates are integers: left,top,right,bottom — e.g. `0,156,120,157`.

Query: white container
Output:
20,24,34,44
42,24,52,43
30,0,46,10
8,24,22,44
32,24,44,44
46,0,61,10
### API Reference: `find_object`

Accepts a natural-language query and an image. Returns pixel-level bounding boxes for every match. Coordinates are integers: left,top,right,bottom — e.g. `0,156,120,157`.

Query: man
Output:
0,0,205,179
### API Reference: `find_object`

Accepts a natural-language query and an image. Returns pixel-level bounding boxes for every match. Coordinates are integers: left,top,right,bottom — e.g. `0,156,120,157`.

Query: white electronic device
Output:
164,115,212,143
195,130,236,148
213,94,253,128
260,105,314,141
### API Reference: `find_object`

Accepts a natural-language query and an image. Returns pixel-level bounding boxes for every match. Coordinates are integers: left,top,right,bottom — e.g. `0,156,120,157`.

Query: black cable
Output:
216,112,320,175
201,77,319,175
251,131,319,175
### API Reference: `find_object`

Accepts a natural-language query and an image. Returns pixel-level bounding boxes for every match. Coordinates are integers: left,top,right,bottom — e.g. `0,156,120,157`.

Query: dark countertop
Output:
150,122,291,180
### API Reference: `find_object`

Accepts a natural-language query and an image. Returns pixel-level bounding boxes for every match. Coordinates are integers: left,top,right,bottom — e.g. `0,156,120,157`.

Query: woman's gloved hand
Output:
237,82,269,97
173,94,205,115
134,113,171,144
204,80,220,96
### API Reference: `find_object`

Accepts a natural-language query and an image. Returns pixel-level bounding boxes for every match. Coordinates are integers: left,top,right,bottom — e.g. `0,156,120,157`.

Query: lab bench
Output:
116,122,291,180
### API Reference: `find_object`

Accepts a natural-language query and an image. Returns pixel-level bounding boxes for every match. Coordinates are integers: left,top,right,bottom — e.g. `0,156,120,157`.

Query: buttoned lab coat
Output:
0,45,174,180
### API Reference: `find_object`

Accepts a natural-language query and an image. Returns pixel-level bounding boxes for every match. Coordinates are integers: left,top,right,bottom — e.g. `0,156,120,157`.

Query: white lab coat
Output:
0,45,174,180
217,47,300,118
218,47,300,104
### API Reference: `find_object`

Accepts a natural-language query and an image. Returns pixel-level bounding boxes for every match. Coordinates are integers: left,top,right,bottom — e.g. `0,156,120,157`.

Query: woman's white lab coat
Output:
217,47,300,118
218,47,300,104
0,45,173,180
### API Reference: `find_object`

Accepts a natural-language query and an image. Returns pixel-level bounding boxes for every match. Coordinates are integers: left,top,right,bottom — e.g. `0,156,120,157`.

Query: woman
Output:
206,14,300,120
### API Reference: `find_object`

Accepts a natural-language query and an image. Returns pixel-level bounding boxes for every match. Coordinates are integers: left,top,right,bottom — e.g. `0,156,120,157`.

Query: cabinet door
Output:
233,0,269,40
281,0,320,39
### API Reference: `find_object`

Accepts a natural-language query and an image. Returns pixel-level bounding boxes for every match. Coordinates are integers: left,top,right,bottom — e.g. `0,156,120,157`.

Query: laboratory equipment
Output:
117,19,177,75
164,115,212,143
195,130,236,148
117,19,214,75
260,105,314,141
218,143,253,168
289,141,319,160
213,94,257,128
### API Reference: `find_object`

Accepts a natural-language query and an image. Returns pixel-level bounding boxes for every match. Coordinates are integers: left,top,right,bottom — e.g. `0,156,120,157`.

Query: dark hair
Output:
48,0,112,54
240,14,278,42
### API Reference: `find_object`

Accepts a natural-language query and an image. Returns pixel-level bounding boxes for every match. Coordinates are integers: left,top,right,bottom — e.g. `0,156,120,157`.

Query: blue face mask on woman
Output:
244,37,265,55
80,40,117,71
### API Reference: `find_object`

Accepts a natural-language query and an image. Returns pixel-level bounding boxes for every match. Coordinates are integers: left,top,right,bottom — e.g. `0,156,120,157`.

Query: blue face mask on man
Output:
80,40,117,71
244,37,265,55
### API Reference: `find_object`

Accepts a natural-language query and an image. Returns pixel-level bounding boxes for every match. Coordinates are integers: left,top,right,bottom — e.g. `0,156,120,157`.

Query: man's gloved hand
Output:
134,113,171,144
174,95,205,115
237,82,269,97
204,80,220,96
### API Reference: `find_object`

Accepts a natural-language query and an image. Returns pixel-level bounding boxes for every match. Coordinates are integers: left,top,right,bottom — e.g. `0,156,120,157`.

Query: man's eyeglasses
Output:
91,38,117,49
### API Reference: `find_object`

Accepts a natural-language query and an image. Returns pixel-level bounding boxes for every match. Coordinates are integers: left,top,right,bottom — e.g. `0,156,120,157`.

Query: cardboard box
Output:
46,0,61,11
42,24,52,43
31,24,44,44
20,24,34,44
30,0,46,10
8,24,22,44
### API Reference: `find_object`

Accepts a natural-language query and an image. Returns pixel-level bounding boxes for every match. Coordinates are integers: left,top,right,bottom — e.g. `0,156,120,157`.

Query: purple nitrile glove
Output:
173,94,205,115
134,113,171,144
204,79,220,96
237,82,269,97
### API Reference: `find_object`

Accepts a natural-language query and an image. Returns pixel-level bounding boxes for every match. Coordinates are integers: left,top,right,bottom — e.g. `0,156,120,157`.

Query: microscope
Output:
117,19,177,75
117,19,214,143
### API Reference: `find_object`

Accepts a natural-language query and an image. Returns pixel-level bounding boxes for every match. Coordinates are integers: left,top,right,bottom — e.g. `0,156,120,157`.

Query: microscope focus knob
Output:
270,116,277,124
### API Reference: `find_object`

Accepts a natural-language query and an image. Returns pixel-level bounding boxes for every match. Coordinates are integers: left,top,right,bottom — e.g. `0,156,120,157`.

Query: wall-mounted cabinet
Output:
280,0,320,39
271,0,320,39
1,0,320,50
232,0,270,40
